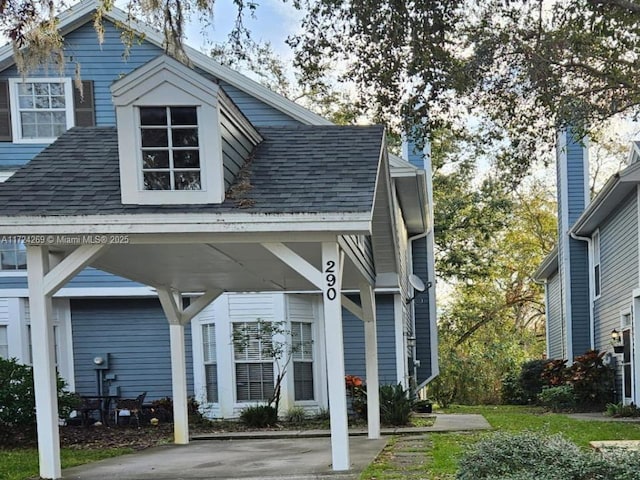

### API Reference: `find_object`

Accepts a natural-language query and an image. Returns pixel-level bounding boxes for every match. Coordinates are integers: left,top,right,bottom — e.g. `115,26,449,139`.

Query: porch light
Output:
611,329,624,354
611,329,622,344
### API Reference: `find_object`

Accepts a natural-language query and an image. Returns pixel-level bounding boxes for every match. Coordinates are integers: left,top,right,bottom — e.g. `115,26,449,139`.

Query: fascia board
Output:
111,55,219,105
0,212,372,235
533,246,558,281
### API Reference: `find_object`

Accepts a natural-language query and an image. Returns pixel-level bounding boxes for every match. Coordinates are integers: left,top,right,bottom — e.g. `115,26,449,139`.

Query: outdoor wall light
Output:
611,329,624,354
611,329,622,345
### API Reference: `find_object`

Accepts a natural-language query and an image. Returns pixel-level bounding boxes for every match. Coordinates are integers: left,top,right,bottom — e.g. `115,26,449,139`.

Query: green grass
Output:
360,405,640,479
0,447,133,480
428,405,640,480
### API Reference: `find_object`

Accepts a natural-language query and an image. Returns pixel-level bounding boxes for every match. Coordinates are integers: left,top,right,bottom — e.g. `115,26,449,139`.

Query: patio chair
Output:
78,397,102,426
115,391,147,426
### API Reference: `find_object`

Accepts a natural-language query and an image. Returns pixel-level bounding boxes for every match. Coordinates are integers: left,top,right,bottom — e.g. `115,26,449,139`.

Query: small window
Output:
9,78,74,143
202,323,218,403
0,325,8,359
292,322,314,401
0,241,26,271
593,231,601,298
139,106,201,191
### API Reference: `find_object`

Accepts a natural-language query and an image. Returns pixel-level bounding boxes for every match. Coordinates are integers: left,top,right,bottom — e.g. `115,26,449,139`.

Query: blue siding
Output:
0,19,302,170
342,294,398,385
0,268,148,290
65,267,149,289
593,192,638,353
0,274,27,289
412,236,432,383
219,83,301,127
404,138,424,169
71,298,193,400
0,21,162,168
555,129,591,359
569,238,591,356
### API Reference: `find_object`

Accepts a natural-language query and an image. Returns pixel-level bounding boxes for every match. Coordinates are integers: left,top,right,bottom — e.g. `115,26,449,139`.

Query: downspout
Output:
569,232,595,350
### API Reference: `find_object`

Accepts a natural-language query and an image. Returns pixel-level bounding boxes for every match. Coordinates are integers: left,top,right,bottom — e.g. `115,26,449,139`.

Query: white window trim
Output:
112,56,225,205
8,77,74,144
593,229,601,300
202,322,219,404
232,321,275,404
291,320,315,402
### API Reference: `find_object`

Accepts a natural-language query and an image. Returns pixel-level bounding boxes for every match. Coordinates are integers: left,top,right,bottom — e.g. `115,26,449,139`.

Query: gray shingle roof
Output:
0,125,384,216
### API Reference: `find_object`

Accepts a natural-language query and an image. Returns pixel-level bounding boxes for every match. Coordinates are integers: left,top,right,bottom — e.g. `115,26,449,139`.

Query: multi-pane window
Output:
292,322,314,401
0,241,26,271
10,79,73,141
0,325,8,359
139,106,201,191
202,323,218,403
233,322,274,402
593,230,601,298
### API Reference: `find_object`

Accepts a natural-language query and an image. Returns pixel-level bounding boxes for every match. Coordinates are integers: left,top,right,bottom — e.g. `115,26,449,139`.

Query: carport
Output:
0,125,409,479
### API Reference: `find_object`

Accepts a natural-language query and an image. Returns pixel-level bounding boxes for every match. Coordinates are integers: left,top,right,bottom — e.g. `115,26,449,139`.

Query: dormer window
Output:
140,106,201,191
112,55,261,205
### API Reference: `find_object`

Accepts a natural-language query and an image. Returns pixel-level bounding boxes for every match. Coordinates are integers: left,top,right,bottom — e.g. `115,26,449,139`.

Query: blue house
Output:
536,129,640,405
0,1,437,477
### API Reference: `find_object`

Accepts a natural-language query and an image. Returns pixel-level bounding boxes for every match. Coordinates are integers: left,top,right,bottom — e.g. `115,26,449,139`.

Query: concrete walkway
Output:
61,414,491,480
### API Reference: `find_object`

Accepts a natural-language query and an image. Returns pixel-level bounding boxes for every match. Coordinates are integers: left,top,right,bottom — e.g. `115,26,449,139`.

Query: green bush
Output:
284,406,307,425
516,359,554,404
500,371,528,405
568,350,615,411
605,402,640,418
239,405,278,428
0,357,79,445
538,385,576,412
380,383,413,426
457,431,640,480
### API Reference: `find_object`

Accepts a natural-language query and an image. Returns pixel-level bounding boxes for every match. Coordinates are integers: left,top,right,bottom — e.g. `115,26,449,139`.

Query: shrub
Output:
517,359,554,403
285,406,307,425
539,358,568,387
457,431,640,480
379,383,413,426
239,405,278,428
605,402,640,418
500,371,527,405
568,350,615,411
345,375,367,419
0,357,79,445
538,385,576,412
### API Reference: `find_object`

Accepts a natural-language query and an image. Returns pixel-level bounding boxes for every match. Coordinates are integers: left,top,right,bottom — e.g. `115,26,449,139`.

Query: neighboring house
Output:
535,130,640,405
0,2,438,476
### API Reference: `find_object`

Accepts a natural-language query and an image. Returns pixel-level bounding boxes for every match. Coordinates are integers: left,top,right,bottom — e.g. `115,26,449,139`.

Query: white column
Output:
360,282,380,439
321,242,350,471
27,245,61,479
169,322,189,444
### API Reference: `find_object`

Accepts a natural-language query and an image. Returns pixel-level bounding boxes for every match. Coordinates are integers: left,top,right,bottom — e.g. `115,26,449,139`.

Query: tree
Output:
428,182,556,405
289,0,640,182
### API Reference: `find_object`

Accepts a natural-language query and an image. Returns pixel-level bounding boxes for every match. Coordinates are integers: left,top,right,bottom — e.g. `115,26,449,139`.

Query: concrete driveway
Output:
61,437,387,480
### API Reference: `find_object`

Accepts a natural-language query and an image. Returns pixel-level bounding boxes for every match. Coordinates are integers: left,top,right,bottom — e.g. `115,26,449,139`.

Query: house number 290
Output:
325,260,337,300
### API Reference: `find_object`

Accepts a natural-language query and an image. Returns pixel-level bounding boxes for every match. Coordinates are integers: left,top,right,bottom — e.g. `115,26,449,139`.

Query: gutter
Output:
569,232,595,350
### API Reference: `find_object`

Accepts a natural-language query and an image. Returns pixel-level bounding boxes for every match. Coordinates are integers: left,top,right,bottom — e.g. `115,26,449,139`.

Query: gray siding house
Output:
536,130,640,405
0,0,438,452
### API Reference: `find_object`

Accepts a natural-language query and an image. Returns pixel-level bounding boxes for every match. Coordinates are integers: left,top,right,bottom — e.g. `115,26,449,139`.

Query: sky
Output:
183,0,303,62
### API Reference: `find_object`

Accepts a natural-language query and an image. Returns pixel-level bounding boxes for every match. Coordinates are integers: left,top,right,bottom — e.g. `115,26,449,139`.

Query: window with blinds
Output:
233,322,275,402
292,322,314,401
202,323,218,403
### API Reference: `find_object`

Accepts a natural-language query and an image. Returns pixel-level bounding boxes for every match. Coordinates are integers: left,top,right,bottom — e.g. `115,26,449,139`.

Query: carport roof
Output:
0,124,384,216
